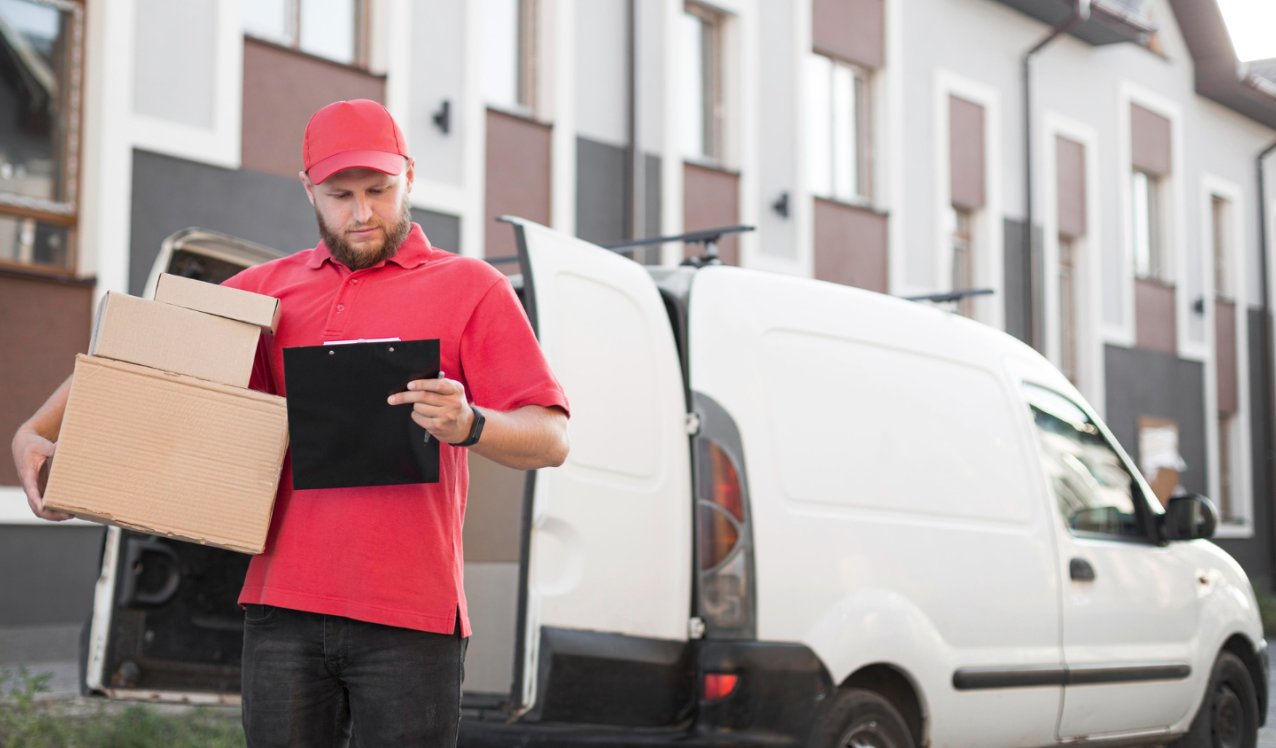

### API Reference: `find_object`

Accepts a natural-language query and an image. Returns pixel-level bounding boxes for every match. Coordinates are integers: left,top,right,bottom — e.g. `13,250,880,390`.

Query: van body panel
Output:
511,219,693,712
687,268,1064,746
1006,347,1265,739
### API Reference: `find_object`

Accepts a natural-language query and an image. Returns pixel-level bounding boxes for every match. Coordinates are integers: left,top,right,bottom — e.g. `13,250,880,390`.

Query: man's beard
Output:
318,196,413,271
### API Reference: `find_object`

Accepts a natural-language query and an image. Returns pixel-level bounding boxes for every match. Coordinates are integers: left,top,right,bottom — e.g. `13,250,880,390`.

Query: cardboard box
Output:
155,273,281,333
90,292,259,388
44,355,288,554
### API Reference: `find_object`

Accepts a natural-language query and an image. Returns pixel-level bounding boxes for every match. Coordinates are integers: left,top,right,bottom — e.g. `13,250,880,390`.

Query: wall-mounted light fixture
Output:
771,191,790,218
432,100,451,135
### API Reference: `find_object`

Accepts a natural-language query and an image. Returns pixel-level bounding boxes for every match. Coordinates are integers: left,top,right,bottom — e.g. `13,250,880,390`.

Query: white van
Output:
84,219,1266,747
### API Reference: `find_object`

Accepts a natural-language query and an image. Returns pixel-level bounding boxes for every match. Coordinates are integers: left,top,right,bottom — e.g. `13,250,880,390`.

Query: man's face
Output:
302,161,414,271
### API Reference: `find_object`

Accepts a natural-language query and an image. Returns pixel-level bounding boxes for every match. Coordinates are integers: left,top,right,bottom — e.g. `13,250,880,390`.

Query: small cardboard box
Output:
44,355,289,554
155,273,281,333
91,292,259,388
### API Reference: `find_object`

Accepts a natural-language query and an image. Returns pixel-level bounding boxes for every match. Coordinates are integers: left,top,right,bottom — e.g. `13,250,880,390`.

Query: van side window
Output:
1023,384,1148,541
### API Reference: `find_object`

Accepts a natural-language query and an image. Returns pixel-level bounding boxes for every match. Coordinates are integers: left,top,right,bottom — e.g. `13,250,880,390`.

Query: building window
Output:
949,207,975,317
680,3,723,162
806,53,871,203
1211,195,1232,299
1059,235,1078,384
0,0,83,272
1131,169,1167,282
242,0,365,67
482,0,537,113
1218,413,1235,522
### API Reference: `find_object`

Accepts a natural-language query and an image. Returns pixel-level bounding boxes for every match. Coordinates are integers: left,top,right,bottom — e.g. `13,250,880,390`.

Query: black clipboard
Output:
283,338,440,489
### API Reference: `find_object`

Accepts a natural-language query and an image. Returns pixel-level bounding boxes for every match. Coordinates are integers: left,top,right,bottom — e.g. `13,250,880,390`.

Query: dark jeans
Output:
241,604,467,747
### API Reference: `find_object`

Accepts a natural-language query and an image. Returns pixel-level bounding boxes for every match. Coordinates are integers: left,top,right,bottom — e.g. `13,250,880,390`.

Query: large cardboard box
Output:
44,355,288,554
155,272,281,333
91,292,259,387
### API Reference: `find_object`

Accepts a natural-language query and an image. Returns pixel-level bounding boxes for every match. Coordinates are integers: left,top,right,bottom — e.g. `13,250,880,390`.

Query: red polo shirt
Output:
222,224,568,636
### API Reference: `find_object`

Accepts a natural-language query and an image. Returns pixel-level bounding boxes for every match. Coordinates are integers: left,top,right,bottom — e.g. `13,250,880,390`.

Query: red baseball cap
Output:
302,99,409,184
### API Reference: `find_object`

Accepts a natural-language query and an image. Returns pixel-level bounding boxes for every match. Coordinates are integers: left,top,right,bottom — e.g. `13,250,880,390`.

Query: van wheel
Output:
1171,651,1258,748
810,688,915,748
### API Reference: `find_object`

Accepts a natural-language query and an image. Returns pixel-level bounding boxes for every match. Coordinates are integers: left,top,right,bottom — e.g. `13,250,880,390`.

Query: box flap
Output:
155,273,281,333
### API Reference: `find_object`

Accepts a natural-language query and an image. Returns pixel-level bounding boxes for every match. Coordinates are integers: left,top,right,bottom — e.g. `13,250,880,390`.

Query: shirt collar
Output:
305,223,434,271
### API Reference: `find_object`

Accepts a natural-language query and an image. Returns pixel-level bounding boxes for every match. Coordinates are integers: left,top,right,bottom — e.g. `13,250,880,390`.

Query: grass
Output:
0,667,244,748
1256,584,1276,639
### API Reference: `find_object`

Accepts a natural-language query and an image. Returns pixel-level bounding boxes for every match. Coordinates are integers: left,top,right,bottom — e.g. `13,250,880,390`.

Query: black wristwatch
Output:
450,406,485,447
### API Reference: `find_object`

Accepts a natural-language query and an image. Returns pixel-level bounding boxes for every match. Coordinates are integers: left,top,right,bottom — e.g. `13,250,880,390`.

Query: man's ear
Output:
298,170,316,206
404,158,415,190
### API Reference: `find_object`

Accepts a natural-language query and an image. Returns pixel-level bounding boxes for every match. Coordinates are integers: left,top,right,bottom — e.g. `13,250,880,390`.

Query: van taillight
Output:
703,673,738,701
699,442,743,570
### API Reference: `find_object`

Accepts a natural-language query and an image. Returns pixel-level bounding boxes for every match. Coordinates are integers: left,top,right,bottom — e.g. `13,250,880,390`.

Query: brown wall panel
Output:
0,271,94,485
949,96,985,210
1135,279,1177,354
812,0,884,69
1216,299,1237,415
813,198,888,292
241,38,387,179
1056,136,1087,239
485,109,553,259
1131,103,1172,177
683,163,740,266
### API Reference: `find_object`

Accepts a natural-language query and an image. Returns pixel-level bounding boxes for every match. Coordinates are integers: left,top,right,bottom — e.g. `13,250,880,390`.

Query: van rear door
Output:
504,218,694,727
84,229,282,702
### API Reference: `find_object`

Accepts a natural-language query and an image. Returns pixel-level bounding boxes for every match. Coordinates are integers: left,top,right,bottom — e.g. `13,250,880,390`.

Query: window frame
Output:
1130,168,1168,283
682,2,725,164
1210,194,1232,300
1022,382,1162,545
0,0,85,276
480,0,539,117
806,52,872,205
241,0,369,69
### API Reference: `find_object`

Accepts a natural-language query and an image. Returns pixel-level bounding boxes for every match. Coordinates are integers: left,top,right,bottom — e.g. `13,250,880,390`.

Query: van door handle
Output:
1070,557,1096,582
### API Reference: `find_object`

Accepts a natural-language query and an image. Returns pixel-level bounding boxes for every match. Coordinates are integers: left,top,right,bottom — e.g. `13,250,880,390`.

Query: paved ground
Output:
7,639,1276,745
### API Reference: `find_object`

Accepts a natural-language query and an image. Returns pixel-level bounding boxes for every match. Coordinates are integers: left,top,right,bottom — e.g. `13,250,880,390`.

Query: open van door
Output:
83,229,282,702
503,218,695,727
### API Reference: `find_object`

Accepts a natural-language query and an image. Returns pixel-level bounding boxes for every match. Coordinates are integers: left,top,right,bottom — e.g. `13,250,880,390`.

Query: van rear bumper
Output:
459,640,832,747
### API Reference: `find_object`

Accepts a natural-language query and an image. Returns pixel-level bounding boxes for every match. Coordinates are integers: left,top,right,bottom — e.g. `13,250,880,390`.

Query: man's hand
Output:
11,429,72,521
387,375,475,445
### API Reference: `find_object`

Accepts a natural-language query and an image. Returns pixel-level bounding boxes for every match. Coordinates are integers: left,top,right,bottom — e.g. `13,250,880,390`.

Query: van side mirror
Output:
1159,493,1218,542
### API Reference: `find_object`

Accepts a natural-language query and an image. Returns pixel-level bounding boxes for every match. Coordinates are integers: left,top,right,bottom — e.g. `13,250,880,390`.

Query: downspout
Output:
1258,140,1276,588
625,0,639,247
1022,0,1089,350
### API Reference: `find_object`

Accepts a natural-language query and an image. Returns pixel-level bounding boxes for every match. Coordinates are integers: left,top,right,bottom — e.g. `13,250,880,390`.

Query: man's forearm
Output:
468,405,569,471
19,375,73,442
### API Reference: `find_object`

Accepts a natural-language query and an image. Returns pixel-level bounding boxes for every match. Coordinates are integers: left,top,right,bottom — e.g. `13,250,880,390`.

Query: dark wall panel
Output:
1213,310,1272,589
0,525,104,625
813,198,887,292
683,162,740,265
130,150,318,294
576,136,626,246
485,109,553,259
950,96,986,211
1103,343,1207,497
0,272,93,485
812,0,884,68
1134,278,1177,354
131,150,462,294
241,38,387,180
1002,218,1033,345
1131,104,1172,177
1056,136,1087,239
411,208,461,255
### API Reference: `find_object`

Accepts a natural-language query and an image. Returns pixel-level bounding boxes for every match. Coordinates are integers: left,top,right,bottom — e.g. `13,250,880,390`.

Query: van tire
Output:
1171,651,1258,748
810,687,915,748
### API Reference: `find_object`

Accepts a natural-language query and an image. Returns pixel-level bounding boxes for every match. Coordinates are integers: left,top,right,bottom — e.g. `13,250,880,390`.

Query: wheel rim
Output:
1210,682,1245,748
842,719,897,748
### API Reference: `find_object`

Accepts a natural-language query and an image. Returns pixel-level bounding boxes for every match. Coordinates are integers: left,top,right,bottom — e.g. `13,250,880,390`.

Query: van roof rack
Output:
603,225,755,267
903,288,995,304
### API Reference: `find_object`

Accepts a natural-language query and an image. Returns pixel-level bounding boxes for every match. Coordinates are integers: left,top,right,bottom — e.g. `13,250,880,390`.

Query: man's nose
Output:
353,195,374,223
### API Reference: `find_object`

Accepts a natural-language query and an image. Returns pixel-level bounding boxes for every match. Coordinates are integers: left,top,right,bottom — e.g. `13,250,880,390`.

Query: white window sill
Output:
0,487,93,526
